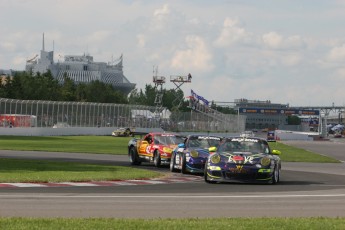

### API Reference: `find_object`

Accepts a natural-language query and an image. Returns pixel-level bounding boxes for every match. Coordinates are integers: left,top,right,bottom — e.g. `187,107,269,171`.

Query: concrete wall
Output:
275,130,314,141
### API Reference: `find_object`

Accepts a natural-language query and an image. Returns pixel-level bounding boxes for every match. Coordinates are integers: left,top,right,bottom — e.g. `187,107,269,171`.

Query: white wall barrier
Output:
275,130,315,141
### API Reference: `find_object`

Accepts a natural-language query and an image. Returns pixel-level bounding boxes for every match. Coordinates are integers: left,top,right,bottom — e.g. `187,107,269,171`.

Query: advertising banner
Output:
239,108,320,116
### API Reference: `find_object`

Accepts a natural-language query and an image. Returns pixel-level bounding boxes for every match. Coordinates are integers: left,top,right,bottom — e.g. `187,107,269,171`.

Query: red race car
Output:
128,132,185,167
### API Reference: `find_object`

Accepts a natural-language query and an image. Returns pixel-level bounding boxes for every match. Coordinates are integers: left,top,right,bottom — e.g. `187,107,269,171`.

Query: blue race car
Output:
204,137,282,184
170,135,222,174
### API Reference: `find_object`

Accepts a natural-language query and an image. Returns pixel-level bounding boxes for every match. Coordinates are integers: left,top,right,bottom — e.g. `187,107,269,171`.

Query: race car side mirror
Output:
178,143,185,148
272,149,281,155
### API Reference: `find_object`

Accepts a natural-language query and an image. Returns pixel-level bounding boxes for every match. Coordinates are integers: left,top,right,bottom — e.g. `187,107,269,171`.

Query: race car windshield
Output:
218,139,269,154
154,135,185,145
187,136,221,148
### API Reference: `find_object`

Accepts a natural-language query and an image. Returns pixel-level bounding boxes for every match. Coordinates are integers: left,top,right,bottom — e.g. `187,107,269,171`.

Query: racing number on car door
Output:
138,141,149,154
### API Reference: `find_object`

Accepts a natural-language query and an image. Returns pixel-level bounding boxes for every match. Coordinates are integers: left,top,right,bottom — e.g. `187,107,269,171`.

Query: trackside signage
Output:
239,108,320,116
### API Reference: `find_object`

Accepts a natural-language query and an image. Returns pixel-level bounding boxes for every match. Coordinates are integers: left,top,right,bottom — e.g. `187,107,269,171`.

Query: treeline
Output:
0,71,127,103
0,71,236,114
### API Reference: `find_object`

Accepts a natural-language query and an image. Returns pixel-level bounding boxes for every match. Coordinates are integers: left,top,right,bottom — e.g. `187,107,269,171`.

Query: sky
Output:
1,0,345,107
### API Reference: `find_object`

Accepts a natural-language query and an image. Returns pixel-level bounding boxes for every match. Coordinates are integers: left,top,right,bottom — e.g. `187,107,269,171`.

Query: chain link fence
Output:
0,97,245,133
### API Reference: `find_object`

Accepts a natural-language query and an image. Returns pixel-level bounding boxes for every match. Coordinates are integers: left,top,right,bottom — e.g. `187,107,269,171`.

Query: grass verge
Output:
269,141,340,163
0,217,344,229
0,135,132,154
0,158,162,183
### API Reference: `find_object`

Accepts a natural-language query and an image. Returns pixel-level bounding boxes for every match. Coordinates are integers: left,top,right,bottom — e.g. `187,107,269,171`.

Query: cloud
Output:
136,34,146,48
213,18,251,47
170,35,214,73
327,43,345,62
0,42,16,52
150,4,184,31
262,32,283,49
281,54,302,66
153,3,170,17
262,32,305,50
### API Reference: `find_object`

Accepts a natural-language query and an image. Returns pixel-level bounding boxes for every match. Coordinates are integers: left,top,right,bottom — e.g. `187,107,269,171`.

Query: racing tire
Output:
153,150,161,167
170,152,178,172
269,165,280,184
204,165,216,184
181,153,188,174
129,147,141,165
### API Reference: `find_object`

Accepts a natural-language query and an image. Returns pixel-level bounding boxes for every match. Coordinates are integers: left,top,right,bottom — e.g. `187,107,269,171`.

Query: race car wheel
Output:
204,165,216,184
129,147,141,165
269,165,280,184
181,154,188,174
170,152,178,172
153,150,161,167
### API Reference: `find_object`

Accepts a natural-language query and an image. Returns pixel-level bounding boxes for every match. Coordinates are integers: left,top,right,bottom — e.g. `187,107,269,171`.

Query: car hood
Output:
187,147,211,157
220,152,267,164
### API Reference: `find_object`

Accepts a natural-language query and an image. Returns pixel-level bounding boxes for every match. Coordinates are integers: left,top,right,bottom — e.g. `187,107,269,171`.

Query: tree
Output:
287,115,301,125
60,73,76,101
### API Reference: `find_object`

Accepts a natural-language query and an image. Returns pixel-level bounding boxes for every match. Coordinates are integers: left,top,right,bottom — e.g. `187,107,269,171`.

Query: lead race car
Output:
170,135,222,174
204,137,282,184
128,132,185,167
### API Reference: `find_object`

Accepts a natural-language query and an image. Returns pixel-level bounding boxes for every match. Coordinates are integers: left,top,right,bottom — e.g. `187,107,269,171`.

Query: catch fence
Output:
0,98,245,133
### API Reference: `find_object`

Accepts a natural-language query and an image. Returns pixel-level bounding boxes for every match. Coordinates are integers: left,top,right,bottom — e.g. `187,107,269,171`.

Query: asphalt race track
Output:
0,140,345,218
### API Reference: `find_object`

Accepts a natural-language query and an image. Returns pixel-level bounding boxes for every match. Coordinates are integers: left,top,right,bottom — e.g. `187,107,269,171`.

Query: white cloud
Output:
171,35,214,73
281,54,302,66
137,34,146,48
262,32,305,50
214,18,251,47
150,4,183,31
154,4,170,18
262,32,283,49
335,67,345,78
327,43,345,62
0,42,16,52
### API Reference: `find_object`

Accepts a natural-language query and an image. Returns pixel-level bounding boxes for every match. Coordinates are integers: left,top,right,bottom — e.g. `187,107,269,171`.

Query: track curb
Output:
0,175,202,188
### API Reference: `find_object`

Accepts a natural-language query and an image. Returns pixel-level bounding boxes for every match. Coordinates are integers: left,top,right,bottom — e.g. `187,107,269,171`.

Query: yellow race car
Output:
112,127,135,137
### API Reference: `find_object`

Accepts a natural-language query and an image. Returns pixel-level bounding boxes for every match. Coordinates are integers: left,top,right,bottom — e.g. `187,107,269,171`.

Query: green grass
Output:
0,135,340,163
0,217,344,229
269,142,340,163
0,158,163,183
0,135,131,154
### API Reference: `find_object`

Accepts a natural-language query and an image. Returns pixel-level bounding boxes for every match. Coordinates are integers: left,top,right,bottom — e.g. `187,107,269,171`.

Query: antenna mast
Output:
42,33,45,51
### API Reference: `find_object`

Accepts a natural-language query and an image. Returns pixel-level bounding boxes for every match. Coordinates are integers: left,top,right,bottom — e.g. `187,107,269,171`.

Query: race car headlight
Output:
190,150,199,158
260,157,271,167
210,154,221,164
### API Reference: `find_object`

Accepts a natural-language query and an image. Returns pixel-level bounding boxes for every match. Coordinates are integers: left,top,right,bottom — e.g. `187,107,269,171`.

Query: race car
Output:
267,130,276,142
204,137,282,184
112,127,135,137
128,132,185,167
170,135,222,174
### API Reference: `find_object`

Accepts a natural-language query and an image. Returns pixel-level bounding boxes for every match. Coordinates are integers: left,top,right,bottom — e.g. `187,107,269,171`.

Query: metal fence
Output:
0,97,245,132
